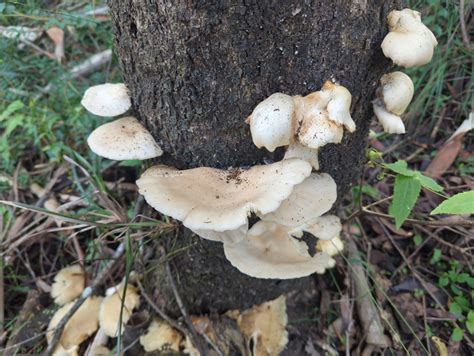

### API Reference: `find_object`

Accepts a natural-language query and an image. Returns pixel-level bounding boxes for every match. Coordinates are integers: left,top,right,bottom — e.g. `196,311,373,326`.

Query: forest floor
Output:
0,1,472,355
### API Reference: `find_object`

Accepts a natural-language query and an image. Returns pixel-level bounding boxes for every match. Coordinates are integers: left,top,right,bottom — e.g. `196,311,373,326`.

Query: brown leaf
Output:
46,26,65,63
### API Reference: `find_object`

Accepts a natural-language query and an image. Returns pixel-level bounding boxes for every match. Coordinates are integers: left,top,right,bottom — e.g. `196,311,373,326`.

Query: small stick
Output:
346,236,387,347
164,256,207,355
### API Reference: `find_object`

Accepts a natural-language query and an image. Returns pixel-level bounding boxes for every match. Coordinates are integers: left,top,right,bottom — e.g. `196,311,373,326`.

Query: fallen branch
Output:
346,236,387,348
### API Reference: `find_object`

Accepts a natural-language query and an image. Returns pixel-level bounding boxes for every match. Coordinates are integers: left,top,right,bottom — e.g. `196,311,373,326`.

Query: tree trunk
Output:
109,0,402,315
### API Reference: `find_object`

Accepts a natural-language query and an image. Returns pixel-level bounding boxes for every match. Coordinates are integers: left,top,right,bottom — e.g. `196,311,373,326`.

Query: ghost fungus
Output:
81,83,131,117
381,8,438,68
87,116,163,160
136,159,312,232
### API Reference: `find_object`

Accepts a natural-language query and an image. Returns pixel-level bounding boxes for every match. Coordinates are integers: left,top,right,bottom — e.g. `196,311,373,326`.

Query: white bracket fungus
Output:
316,235,344,257
283,142,319,170
136,158,312,232
223,220,336,279
261,173,337,227
373,71,414,134
246,93,297,152
87,116,163,160
381,8,438,68
81,83,131,117
247,81,355,170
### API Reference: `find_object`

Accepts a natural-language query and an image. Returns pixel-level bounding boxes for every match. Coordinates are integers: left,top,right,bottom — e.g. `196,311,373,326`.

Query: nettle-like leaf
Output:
389,175,421,229
431,191,474,215
385,160,444,228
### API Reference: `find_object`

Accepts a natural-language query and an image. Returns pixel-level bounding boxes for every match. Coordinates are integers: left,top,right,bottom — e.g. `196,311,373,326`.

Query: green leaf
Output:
430,248,442,264
414,234,423,247
389,175,422,228
467,311,474,334
413,172,444,193
0,100,24,121
454,295,469,309
451,327,463,342
431,191,474,215
439,273,449,287
384,160,415,177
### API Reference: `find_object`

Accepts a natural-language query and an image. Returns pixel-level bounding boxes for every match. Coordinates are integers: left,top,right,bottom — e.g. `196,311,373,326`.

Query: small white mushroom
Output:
372,101,406,134
316,235,344,257
320,81,356,132
246,93,297,152
87,116,163,160
223,220,335,279
261,173,337,227
236,296,289,356
51,265,86,305
99,284,140,337
139,319,183,353
297,110,344,149
283,142,319,170
379,72,414,116
136,159,312,232
46,297,102,352
381,8,438,68
81,83,131,117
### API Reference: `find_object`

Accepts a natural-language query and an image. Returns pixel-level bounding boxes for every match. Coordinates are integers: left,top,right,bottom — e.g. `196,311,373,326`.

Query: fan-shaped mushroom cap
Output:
381,9,438,68
379,72,414,115
223,221,335,279
191,224,248,244
136,159,312,232
303,214,342,241
321,81,356,132
99,284,140,337
298,111,344,149
247,93,296,152
283,142,319,170
81,83,131,117
51,265,86,305
261,173,337,227
316,235,344,257
139,319,183,352
373,102,406,134
87,116,163,160
46,297,102,351
237,296,288,356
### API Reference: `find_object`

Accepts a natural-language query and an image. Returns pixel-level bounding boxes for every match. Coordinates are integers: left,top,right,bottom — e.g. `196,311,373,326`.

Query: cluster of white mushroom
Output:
82,80,348,279
80,7,437,280
374,8,437,134
47,266,141,355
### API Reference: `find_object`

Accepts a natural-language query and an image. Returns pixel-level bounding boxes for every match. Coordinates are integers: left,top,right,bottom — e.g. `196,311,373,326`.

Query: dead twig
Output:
346,236,387,347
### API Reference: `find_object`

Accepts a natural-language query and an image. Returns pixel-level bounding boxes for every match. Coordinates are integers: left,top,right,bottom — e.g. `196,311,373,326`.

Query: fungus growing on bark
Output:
320,81,356,132
81,83,131,117
235,295,289,356
261,173,337,227
87,116,163,160
191,224,248,244
50,265,86,305
303,214,342,241
223,220,336,279
316,235,344,257
99,284,140,337
139,319,183,352
381,8,438,68
46,297,102,353
246,93,296,152
283,142,319,170
136,159,312,232
372,71,414,134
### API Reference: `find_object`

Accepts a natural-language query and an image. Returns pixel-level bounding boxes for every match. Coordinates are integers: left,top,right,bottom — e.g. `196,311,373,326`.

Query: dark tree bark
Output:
109,0,402,315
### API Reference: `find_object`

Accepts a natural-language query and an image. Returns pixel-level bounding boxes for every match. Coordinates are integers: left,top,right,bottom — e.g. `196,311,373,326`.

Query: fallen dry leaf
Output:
46,26,65,63
425,113,473,178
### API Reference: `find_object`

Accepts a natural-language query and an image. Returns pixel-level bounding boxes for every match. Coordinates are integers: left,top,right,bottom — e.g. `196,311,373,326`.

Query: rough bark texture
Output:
109,0,402,315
